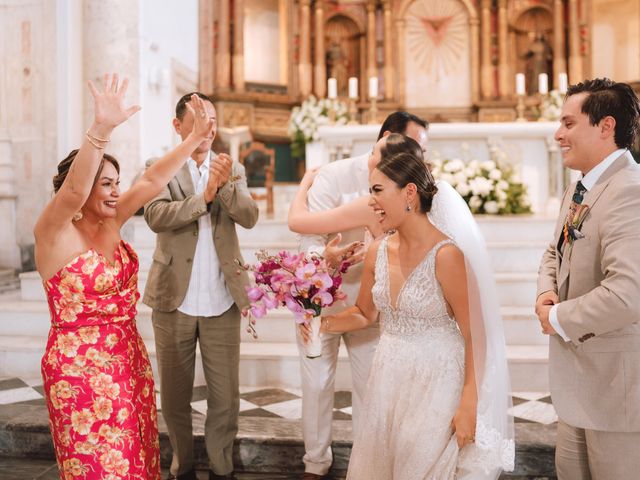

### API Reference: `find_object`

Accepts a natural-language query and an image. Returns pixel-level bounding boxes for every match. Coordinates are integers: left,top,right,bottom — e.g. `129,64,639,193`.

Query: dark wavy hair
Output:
52,150,120,193
376,148,438,214
175,91,214,120
377,111,429,141
567,78,640,149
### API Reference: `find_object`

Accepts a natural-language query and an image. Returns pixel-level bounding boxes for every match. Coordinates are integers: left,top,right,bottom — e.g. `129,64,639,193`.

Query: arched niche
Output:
511,6,554,95
324,14,363,97
396,0,479,108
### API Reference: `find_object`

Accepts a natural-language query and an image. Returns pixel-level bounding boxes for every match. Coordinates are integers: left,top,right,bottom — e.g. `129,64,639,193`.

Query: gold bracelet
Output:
85,129,110,143
85,133,105,149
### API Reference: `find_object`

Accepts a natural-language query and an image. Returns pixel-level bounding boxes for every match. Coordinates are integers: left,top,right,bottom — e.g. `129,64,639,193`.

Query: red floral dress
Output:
41,240,160,480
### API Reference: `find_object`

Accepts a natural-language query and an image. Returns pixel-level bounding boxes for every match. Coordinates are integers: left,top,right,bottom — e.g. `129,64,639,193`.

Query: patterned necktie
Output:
559,180,587,253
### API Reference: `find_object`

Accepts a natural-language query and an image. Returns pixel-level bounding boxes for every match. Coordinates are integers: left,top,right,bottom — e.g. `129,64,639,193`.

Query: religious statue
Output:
326,40,349,95
523,33,553,95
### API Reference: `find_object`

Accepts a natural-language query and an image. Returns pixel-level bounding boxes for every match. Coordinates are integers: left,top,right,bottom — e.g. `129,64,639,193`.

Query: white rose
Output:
498,180,509,190
469,196,482,209
489,169,502,180
497,189,508,201
444,159,464,173
469,177,493,197
456,182,470,196
484,201,499,214
439,173,454,185
481,160,496,171
453,171,468,186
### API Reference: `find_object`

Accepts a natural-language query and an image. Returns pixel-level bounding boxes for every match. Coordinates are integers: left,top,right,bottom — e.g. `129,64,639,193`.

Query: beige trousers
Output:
296,323,380,476
556,419,640,479
152,305,240,476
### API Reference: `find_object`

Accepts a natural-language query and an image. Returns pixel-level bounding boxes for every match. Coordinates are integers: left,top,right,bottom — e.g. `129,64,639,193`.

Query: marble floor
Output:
0,376,557,425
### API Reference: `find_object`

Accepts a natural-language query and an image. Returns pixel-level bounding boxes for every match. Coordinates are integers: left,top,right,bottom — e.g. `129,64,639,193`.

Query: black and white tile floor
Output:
0,376,557,425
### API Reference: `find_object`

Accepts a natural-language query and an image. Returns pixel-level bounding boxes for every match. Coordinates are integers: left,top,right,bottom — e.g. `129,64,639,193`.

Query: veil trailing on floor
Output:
429,181,515,478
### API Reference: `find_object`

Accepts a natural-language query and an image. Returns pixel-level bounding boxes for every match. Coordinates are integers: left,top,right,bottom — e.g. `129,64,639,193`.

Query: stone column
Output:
216,0,231,90
366,0,377,97
383,0,394,100
0,131,19,268
84,0,141,189
553,0,567,80
568,0,582,83
497,0,510,97
470,17,481,104
298,0,312,96
480,0,493,99
232,0,245,92
199,0,215,93
313,0,326,97
396,18,406,105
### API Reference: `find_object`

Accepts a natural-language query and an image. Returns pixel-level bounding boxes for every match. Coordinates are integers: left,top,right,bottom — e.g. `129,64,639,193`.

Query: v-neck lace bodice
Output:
372,236,457,337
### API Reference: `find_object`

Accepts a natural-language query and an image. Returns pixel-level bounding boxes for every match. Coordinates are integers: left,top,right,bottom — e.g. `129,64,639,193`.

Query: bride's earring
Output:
72,211,83,222
405,203,412,212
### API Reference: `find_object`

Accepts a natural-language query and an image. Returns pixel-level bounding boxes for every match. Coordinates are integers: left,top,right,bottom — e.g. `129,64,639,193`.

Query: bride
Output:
289,135,514,479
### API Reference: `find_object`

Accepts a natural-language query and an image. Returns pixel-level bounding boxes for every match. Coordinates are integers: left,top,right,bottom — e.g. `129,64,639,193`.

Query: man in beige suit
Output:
536,78,640,479
144,92,259,480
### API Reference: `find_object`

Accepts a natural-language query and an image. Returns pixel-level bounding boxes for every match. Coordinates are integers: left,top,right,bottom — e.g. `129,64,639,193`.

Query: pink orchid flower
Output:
312,290,333,306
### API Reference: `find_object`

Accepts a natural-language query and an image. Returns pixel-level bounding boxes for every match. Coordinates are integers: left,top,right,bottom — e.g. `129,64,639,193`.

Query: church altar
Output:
305,121,565,215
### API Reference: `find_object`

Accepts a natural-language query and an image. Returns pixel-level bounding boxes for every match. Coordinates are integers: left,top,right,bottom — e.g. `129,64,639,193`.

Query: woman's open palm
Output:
88,73,140,128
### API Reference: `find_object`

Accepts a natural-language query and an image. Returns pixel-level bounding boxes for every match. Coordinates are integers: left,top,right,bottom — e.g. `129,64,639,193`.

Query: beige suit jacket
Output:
537,151,640,432
142,159,259,313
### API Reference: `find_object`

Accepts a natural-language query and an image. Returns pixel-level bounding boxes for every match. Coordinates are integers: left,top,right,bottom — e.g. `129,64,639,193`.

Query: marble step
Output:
0,333,549,392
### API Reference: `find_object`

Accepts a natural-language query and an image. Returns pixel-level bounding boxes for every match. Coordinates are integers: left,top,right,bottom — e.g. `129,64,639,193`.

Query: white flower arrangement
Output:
432,147,532,215
287,95,349,158
539,89,564,121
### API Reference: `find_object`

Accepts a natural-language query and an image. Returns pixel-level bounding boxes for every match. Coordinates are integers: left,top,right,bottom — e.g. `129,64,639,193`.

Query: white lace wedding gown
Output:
346,237,466,479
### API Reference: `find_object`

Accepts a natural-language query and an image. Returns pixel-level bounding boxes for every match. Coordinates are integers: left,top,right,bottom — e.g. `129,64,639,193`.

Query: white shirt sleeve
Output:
298,168,338,254
549,304,570,341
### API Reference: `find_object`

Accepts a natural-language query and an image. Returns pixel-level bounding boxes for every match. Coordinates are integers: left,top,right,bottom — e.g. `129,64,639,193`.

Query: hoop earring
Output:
72,211,83,222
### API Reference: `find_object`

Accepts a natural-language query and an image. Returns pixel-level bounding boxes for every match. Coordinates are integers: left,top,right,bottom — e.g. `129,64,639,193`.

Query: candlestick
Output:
348,77,358,99
348,98,359,124
327,78,337,99
369,76,378,99
516,95,526,122
515,73,525,96
538,73,549,95
368,97,378,124
558,72,568,94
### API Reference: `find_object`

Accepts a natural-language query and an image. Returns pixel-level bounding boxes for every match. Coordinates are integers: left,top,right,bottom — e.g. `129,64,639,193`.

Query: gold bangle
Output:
85,133,105,149
85,129,110,143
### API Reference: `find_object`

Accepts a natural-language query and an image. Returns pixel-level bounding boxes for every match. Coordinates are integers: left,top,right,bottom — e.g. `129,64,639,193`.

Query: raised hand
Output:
88,74,140,129
184,94,214,141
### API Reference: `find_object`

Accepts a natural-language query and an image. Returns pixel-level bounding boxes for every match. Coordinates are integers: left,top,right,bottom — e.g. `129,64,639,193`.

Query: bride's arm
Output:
319,240,380,333
436,244,478,449
288,170,379,235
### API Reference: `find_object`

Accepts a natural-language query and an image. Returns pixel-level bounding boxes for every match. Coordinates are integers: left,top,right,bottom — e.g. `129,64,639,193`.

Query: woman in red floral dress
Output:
34,74,215,479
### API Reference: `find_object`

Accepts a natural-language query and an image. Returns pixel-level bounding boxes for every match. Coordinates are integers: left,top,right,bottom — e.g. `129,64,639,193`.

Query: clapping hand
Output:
323,233,365,270
88,74,140,131
204,153,232,203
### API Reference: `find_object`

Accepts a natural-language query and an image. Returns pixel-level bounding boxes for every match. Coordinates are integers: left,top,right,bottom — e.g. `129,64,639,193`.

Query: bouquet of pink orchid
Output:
238,250,350,358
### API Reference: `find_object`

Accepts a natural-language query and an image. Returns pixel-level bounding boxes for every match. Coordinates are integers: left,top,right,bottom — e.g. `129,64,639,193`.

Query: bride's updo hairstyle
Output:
53,150,120,194
376,147,438,214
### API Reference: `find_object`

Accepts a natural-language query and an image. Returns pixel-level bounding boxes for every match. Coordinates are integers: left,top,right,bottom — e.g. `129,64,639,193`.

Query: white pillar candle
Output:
327,77,337,99
515,73,526,96
348,77,358,99
558,72,568,94
369,76,378,99
538,73,549,94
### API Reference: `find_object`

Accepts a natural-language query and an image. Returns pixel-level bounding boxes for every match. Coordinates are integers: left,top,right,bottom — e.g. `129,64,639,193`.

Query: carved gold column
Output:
298,0,312,96
497,0,510,98
568,0,582,83
199,0,215,93
554,0,567,80
480,0,493,99
313,0,326,97
232,0,245,92
367,0,377,97
470,16,480,104
396,18,406,105
216,0,231,90
383,0,394,100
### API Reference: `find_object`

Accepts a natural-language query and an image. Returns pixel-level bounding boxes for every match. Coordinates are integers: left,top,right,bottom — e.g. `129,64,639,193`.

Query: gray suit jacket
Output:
537,151,640,431
142,159,259,313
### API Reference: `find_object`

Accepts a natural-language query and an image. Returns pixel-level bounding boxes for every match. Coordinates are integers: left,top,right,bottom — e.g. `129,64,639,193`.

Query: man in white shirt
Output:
297,112,429,479
536,79,640,479
144,92,259,480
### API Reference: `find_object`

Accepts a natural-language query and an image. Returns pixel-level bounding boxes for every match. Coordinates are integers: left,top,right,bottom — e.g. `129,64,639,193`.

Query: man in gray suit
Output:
536,78,640,479
144,92,259,480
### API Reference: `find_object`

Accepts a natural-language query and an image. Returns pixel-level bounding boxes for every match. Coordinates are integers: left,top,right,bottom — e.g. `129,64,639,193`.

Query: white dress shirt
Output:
550,148,628,340
178,152,235,317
